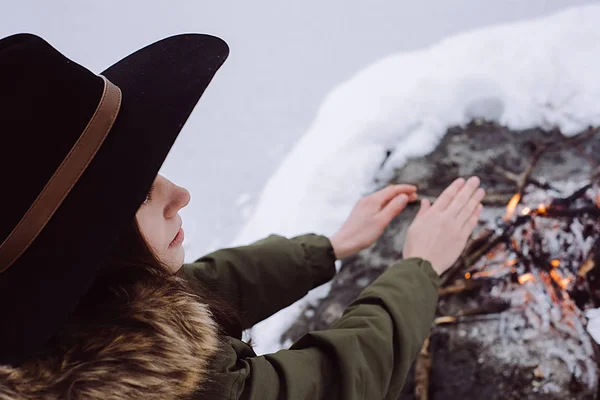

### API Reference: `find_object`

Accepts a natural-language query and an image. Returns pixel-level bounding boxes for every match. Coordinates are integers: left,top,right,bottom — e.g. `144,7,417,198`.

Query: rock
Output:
283,121,600,399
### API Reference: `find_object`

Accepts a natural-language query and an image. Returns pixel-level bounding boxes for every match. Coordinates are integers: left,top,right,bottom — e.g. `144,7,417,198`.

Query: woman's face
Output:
135,174,191,273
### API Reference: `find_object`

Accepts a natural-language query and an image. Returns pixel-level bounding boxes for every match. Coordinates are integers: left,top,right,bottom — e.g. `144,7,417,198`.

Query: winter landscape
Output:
5,2,600,398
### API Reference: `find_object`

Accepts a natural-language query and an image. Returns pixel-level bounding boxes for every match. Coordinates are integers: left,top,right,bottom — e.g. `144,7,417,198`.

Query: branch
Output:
414,337,431,400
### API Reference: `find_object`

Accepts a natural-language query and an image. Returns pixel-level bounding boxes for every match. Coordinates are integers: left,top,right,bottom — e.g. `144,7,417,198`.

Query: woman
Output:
0,33,484,399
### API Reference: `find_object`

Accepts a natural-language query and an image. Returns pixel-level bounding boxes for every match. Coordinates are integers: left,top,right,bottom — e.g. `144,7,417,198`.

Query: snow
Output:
586,309,600,344
235,5,600,355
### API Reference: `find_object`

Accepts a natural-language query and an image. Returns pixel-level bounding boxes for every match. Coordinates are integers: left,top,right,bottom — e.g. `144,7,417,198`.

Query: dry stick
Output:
440,216,531,287
482,192,517,206
440,230,494,287
435,299,511,325
551,183,592,206
438,278,483,296
541,206,600,218
414,337,431,400
498,127,600,199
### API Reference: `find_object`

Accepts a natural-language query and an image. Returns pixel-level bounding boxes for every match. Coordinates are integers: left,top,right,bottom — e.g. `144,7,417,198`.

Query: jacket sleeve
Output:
222,258,439,400
178,234,337,330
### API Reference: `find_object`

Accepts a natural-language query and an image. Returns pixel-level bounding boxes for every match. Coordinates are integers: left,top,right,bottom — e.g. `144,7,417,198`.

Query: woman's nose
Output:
165,184,191,218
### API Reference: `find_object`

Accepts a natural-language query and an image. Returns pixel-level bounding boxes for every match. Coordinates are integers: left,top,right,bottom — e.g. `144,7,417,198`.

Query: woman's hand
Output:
330,184,418,259
403,177,485,275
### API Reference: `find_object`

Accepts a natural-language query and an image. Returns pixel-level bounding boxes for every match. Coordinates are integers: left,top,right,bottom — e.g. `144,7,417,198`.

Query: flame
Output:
518,273,535,284
465,272,472,280
579,259,595,277
511,237,520,252
537,203,547,215
550,259,561,268
521,207,532,216
549,269,571,289
560,278,573,290
540,272,560,304
472,270,492,279
503,193,521,221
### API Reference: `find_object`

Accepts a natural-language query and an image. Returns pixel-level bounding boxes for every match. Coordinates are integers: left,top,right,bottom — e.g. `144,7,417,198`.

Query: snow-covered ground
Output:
241,5,600,354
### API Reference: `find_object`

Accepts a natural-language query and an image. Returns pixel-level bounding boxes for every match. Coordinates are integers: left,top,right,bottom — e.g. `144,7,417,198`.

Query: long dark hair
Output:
85,218,242,339
14,219,242,398
74,218,243,339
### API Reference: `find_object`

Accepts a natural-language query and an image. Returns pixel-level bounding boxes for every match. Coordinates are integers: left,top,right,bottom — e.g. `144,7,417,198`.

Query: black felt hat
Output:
0,33,229,365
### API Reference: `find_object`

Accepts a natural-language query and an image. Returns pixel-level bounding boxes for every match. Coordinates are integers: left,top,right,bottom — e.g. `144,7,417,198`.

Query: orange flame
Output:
503,193,521,221
465,272,472,280
518,273,535,284
579,259,596,277
550,259,561,268
511,237,520,252
560,278,573,290
549,269,572,290
521,207,532,216
537,203,547,215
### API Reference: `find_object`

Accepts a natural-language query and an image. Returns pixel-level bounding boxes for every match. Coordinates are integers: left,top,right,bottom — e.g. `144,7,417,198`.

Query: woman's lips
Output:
169,227,184,248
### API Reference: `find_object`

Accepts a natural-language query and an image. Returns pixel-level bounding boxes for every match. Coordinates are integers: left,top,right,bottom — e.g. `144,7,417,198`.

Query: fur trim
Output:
0,277,219,400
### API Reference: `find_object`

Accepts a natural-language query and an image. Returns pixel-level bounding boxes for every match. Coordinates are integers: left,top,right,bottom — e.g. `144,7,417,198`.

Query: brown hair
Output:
4,218,239,399
74,218,243,339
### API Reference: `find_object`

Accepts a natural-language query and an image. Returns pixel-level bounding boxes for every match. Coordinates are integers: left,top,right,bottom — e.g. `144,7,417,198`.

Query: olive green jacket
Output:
179,234,439,400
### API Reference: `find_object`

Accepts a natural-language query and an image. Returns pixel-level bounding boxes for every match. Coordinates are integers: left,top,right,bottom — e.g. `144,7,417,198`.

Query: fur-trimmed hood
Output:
0,277,219,400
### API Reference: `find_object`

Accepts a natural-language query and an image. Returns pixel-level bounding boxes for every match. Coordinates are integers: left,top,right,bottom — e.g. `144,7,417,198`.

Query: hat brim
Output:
2,34,228,364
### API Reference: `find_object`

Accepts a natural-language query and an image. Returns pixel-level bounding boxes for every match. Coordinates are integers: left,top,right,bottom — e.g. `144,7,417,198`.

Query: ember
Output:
503,193,521,221
537,203,547,215
518,273,534,284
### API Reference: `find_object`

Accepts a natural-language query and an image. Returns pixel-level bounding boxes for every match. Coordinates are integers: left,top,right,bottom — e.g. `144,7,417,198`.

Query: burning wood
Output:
518,273,535,285
503,193,521,221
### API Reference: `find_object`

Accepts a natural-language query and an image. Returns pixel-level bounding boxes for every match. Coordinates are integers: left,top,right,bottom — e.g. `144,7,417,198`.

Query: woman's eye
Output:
143,187,155,205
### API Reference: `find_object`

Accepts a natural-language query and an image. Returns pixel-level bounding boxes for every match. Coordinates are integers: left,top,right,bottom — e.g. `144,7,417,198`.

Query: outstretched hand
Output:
330,184,418,259
403,177,485,275
329,177,485,274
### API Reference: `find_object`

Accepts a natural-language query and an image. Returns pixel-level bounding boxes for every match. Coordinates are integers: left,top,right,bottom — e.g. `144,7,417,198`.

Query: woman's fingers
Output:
462,204,483,236
456,187,485,223
379,193,409,223
372,184,417,209
446,177,481,217
416,198,431,218
430,178,465,212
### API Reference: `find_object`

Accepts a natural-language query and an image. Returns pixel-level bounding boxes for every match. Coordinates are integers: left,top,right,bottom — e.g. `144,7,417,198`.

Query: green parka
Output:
179,234,440,399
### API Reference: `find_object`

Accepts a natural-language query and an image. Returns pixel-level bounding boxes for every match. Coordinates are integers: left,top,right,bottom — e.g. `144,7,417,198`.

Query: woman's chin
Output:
162,247,185,274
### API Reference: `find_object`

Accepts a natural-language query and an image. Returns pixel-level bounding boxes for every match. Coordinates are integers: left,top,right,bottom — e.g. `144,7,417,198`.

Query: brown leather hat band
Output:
0,76,122,273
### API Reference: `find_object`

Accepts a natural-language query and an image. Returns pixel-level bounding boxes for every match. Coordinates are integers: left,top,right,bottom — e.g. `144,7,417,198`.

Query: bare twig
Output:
440,230,494,287
415,337,431,400
540,206,600,218
440,217,531,287
435,299,511,325
438,279,483,296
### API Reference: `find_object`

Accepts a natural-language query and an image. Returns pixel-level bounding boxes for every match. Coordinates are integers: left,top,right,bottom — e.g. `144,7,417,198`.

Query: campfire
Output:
416,126,600,399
